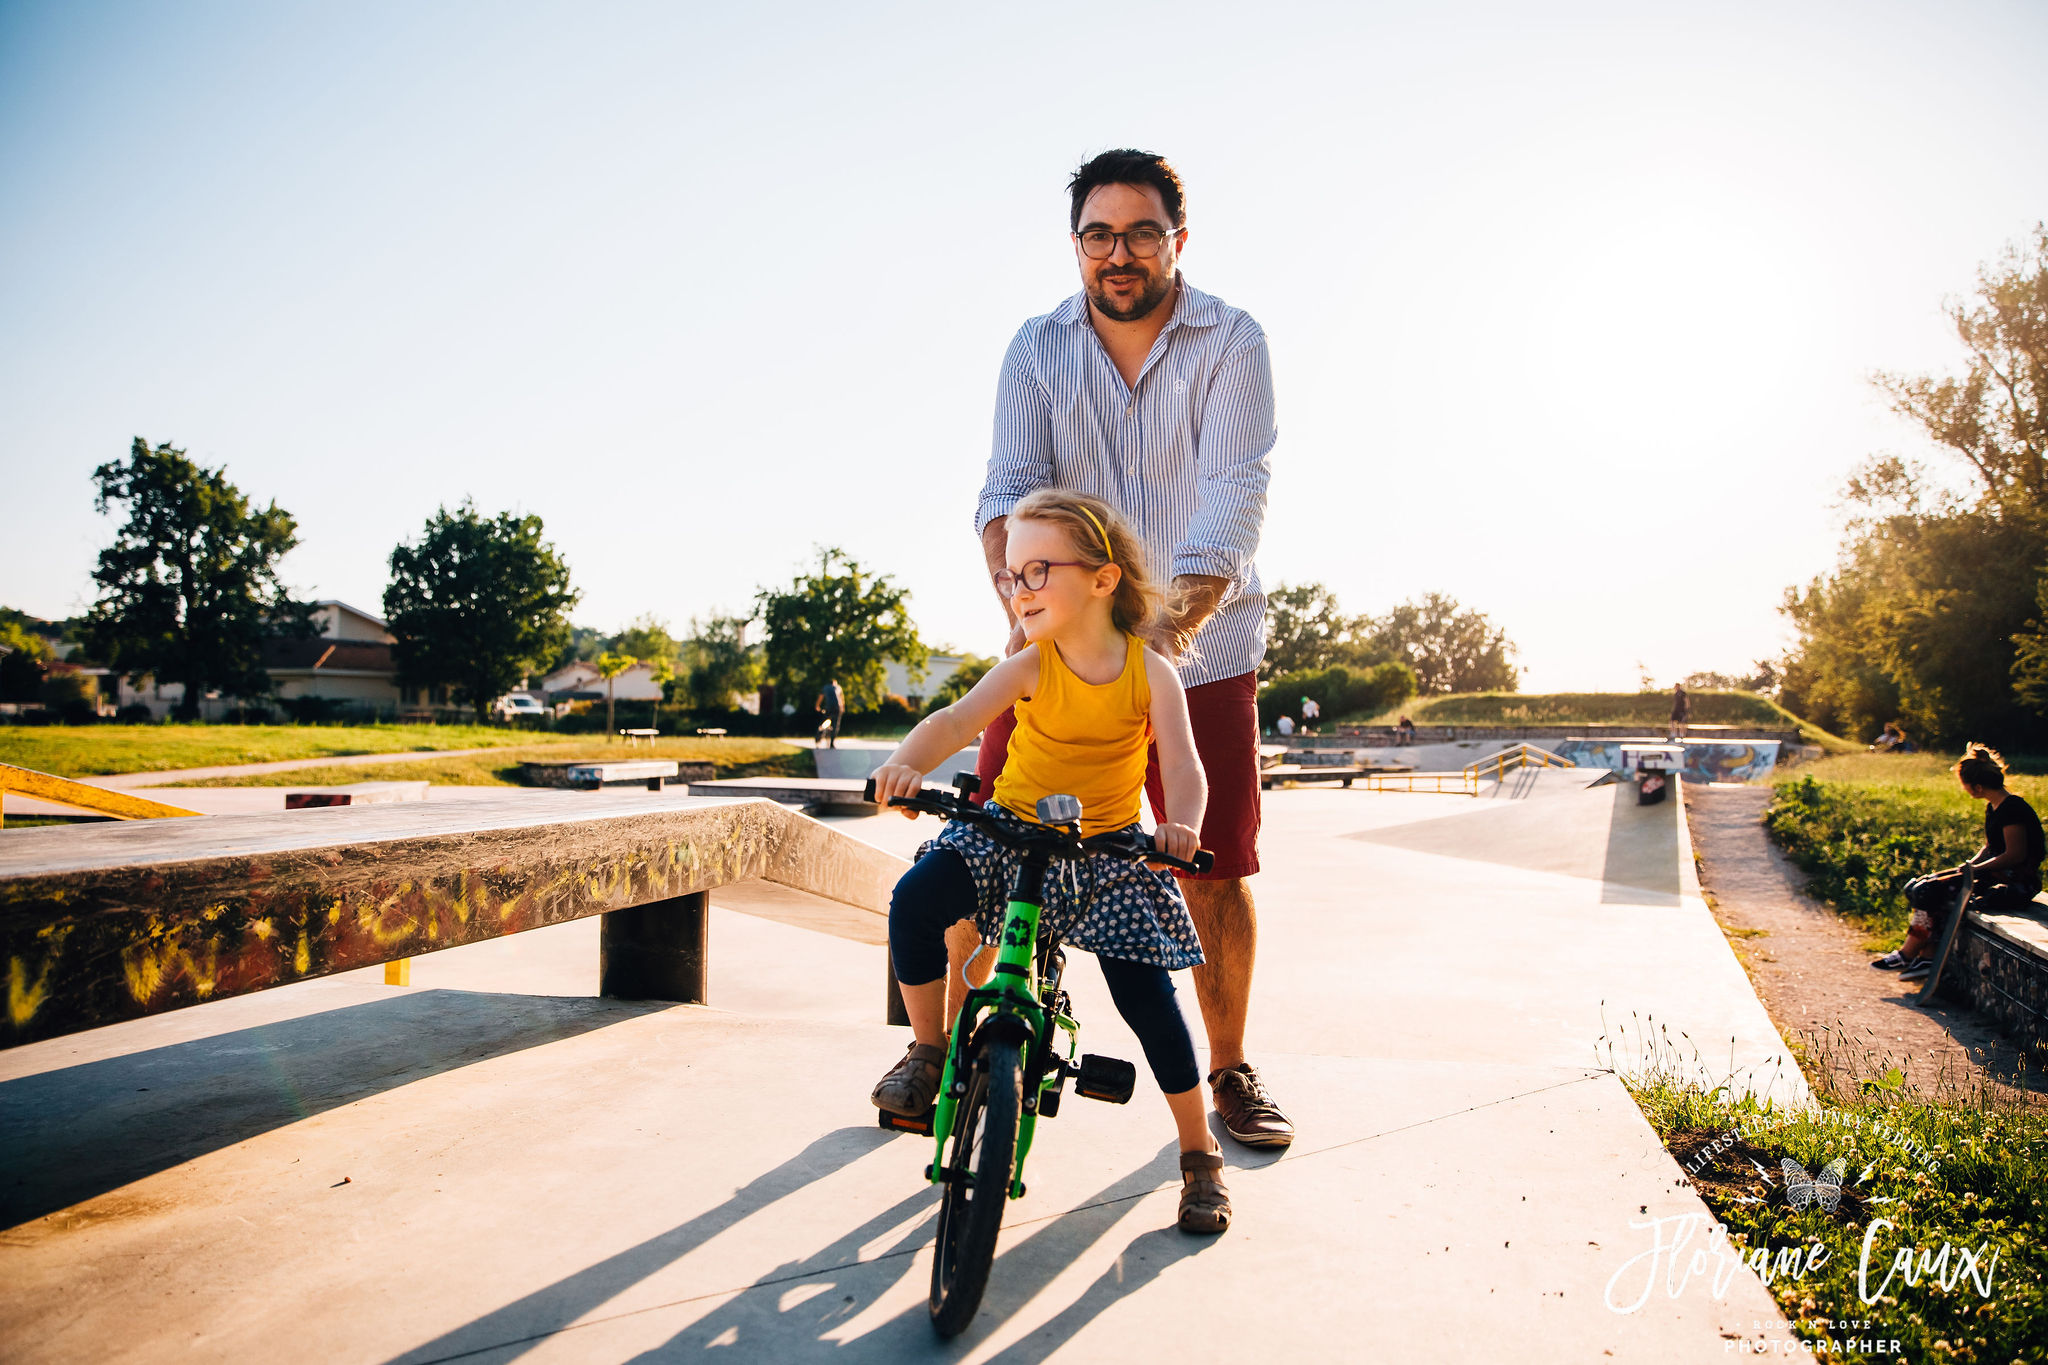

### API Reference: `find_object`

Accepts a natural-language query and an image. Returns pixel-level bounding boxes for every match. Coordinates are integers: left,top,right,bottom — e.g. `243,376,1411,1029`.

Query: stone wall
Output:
1938,909,2048,1062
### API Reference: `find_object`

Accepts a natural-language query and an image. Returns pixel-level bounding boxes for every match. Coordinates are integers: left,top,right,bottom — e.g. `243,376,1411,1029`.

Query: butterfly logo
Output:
1782,1157,1848,1212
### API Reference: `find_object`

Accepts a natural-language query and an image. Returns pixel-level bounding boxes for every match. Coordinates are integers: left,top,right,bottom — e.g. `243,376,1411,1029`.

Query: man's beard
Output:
1086,265,1174,322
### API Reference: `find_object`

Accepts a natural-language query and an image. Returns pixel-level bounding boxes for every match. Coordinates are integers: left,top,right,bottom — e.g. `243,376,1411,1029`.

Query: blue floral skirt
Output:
916,802,1206,971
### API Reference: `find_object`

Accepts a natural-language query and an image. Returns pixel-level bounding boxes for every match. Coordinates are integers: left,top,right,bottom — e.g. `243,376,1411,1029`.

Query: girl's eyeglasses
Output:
993,560,1088,598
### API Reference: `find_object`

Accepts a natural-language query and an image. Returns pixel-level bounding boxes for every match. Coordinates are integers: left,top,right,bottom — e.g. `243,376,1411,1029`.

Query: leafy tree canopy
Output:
927,654,998,712
680,614,763,710
1261,582,1379,680
79,437,310,719
613,614,682,667
1364,592,1519,694
383,503,579,720
1781,227,2048,746
758,548,926,711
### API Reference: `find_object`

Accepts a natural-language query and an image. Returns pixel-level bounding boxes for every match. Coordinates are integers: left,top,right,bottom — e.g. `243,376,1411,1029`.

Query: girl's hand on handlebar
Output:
870,763,927,817
1149,821,1201,868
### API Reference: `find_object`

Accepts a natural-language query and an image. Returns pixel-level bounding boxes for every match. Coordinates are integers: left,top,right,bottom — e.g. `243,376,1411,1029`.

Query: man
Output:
816,678,844,748
974,149,1289,1148
1300,694,1320,733
1668,683,1689,742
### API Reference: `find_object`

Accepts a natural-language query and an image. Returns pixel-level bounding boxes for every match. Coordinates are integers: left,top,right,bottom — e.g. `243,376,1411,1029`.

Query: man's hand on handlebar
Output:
1148,821,1201,869
870,763,928,817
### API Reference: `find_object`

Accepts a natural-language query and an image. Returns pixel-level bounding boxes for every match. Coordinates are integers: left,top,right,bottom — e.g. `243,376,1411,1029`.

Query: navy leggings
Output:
890,849,1201,1095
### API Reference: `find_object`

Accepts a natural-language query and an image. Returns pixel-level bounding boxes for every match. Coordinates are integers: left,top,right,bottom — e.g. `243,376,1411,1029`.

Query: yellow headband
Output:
1078,506,1114,563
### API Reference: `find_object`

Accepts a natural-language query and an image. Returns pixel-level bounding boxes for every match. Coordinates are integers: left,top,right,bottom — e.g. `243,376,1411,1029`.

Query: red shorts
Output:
974,669,1261,881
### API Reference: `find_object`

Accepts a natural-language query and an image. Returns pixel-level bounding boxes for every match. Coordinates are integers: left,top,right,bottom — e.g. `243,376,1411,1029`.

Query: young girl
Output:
866,488,1229,1235
1874,743,2044,980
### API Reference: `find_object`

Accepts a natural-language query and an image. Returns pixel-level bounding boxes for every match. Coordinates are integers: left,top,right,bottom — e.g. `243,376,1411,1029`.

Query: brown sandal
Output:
1178,1150,1231,1234
871,1042,946,1116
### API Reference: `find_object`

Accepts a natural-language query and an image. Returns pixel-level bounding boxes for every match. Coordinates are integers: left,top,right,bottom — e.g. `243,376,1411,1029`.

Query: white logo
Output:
1174,377,1187,395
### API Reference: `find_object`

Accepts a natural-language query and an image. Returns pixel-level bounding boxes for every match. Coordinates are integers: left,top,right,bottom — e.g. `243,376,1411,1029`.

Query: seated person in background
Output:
1870,722,1904,753
1275,713,1295,737
1394,715,1416,746
1875,743,2044,981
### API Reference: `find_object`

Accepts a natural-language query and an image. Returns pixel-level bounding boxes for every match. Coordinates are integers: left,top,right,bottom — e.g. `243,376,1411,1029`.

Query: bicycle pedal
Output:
877,1106,935,1136
1074,1054,1136,1105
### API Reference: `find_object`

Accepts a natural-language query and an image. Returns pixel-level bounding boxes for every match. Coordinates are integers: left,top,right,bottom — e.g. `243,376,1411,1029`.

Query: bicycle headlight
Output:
1036,793,1083,828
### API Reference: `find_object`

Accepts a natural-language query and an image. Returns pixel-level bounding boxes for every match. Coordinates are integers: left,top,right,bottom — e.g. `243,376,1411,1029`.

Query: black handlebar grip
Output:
1191,850,1215,874
862,777,877,802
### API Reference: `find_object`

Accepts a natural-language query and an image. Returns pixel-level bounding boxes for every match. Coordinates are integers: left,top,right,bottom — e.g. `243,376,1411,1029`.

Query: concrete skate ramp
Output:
1348,778,1686,906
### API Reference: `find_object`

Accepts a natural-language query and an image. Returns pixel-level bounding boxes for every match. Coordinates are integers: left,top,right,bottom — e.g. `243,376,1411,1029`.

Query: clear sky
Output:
3,1,2045,692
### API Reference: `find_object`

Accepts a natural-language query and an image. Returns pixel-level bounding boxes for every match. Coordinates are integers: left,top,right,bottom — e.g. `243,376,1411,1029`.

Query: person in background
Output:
1668,683,1690,741
1874,744,2044,981
1299,695,1320,733
1870,722,1902,754
816,678,845,749
1275,713,1295,737
1394,715,1416,747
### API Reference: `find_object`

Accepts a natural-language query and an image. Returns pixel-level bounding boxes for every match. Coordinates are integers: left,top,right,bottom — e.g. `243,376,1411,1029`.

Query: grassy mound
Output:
1360,691,1849,748
0,723,551,778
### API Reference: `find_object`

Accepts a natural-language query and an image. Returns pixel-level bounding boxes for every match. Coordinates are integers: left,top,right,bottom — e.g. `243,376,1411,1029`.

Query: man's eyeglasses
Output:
994,560,1088,597
1072,226,1181,260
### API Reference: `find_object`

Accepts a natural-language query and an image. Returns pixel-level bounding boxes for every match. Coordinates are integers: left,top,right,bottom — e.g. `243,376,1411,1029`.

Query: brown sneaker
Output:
871,1043,946,1116
1209,1063,1293,1149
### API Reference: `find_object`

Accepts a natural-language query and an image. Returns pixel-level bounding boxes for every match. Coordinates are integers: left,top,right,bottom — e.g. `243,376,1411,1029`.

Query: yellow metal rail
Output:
1363,770,1479,794
1462,743,1575,783
0,762,202,821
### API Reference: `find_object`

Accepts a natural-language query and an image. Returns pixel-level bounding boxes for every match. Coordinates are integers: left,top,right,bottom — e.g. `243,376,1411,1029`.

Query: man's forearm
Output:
981,517,1016,626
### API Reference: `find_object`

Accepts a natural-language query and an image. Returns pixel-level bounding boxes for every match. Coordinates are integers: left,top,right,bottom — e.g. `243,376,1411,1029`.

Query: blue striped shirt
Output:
977,277,1275,688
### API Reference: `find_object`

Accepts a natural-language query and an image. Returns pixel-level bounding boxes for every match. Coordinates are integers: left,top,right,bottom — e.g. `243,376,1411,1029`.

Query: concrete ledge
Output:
0,794,906,1047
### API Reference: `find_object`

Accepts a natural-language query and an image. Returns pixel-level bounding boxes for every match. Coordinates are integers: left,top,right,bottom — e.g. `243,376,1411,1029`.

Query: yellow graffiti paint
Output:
122,943,166,1002
8,955,53,1027
294,931,310,975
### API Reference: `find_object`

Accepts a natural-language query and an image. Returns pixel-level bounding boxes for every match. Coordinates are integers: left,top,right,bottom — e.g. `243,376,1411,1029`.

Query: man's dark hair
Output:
1067,149,1186,231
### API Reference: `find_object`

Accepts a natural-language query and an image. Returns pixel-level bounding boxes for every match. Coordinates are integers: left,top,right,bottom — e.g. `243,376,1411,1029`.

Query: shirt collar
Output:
1053,274,1224,331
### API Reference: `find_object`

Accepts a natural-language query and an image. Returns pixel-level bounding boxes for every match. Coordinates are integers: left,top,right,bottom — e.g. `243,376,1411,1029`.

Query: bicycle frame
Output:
927,852,1078,1199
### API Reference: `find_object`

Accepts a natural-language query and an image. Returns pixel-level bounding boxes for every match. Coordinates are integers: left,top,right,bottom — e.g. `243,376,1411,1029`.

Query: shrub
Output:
114,703,155,724
1259,660,1416,728
1764,775,1980,936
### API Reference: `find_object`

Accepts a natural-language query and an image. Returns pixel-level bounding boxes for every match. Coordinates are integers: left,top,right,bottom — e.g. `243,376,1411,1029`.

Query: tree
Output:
0,619,53,703
757,548,926,711
79,438,310,720
595,650,635,736
680,614,763,710
1779,227,2048,746
1261,582,1376,680
613,614,681,669
926,654,998,712
1364,593,1519,693
384,503,579,721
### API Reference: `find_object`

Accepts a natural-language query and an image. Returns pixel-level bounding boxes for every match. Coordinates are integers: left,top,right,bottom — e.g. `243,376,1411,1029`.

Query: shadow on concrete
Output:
408,1141,1206,1362
1599,783,1683,908
384,1126,903,1365
0,989,660,1228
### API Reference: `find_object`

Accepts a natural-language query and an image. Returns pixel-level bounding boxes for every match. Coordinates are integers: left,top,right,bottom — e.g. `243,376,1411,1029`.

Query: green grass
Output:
1359,690,1851,749
182,736,807,787
1600,1010,2047,1364
0,723,558,777
1763,755,2046,940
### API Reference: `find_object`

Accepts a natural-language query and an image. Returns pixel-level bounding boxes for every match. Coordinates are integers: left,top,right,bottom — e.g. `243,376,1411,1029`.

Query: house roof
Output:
313,599,390,630
263,638,395,673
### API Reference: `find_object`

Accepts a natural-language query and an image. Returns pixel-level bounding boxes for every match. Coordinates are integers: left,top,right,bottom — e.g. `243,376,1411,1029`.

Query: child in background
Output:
866,488,1229,1235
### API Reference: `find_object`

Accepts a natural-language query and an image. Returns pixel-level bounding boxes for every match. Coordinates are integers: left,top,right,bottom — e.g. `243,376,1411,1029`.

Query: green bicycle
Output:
864,774,1212,1337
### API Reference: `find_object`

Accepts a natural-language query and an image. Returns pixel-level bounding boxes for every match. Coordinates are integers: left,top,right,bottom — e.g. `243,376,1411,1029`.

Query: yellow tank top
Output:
992,634,1152,837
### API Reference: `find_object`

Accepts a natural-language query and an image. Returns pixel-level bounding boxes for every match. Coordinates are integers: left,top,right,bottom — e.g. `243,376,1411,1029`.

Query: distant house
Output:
539,659,667,703
884,654,966,705
114,599,408,720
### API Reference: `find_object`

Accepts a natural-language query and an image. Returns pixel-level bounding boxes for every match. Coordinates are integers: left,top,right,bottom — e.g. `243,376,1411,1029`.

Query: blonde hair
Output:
1956,743,2009,791
1009,488,1163,635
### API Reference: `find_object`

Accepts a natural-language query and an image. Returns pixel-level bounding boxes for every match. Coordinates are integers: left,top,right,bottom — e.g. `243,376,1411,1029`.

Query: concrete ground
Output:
1,777,1801,1361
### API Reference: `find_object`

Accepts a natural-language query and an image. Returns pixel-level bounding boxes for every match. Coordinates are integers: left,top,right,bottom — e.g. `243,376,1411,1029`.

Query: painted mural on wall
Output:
1553,739,1780,784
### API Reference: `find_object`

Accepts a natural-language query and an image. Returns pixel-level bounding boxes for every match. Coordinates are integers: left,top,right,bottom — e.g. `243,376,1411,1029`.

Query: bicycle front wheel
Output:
929,1034,1022,1337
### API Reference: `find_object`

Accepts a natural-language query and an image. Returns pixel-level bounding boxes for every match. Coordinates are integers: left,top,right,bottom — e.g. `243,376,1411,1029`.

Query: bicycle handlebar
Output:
862,778,1215,875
